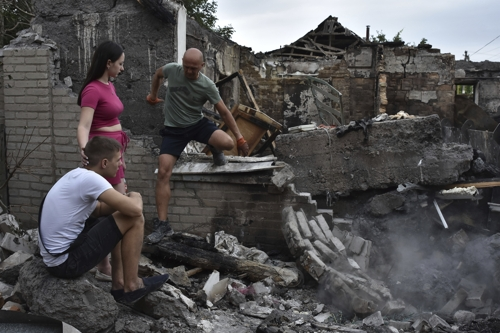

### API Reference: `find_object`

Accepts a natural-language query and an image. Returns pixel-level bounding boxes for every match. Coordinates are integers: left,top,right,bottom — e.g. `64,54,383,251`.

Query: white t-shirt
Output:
39,168,112,267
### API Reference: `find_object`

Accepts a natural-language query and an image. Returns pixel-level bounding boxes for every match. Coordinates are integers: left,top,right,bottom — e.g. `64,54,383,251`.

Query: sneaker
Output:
209,145,227,166
118,274,170,305
146,218,174,244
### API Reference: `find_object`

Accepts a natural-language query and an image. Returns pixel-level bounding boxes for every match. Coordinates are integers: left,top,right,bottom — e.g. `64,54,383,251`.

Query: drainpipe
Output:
366,25,370,42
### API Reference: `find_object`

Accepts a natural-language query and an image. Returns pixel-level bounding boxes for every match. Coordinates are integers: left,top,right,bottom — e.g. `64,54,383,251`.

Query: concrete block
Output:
362,311,383,327
295,210,312,239
388,320,411,330
313,240,339,264
465,285,486,308
439,288,468,317
0,233,37,254
348,235,366,255
453,310,475,324
0,251,33,285
307,218,328,244
332,218,352,231
314,215,334,240
0,281,14,298
381,299,406,316
352,240,371,271
329,235,346,255
281,207,306,257
0,214,19,234
428,314,450,329
332,226,346,241
302,238,318,256
300,250,326,281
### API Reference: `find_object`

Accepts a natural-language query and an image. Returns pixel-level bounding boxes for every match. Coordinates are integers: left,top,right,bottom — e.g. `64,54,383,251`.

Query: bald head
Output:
182,48,205,80
183,48,204,64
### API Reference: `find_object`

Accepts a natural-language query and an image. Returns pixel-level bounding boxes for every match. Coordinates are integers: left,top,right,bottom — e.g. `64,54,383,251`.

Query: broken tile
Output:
314,312,331,323
2,300,25,312
328,235,346,255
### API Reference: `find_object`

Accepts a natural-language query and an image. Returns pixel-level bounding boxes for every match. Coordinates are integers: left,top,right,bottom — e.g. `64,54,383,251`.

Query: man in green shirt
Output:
146,48,249,244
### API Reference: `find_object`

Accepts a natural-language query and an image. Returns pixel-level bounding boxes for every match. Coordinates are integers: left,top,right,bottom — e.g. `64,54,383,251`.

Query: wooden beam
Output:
156,241,298,285
238,70,260,111
215,71,239,87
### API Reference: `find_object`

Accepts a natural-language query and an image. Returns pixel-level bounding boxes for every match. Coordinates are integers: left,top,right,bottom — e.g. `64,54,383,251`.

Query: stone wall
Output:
382,47,456,120
275,115,473,196
456,60,500,117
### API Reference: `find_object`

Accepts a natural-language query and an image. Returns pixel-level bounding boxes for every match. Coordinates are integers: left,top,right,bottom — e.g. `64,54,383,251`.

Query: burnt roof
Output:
266,16,366,60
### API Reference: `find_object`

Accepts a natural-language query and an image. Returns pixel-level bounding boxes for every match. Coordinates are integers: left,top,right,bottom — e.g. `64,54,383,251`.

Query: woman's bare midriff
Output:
93,124,122,132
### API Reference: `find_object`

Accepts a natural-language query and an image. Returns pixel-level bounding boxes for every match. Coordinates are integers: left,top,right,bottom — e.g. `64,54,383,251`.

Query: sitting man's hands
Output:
146,94,163,105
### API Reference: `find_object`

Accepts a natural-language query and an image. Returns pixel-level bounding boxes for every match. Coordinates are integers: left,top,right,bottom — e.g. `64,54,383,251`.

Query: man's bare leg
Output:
155,154,177,221
96,178,126,277
208,129,234,151
111,209,144,292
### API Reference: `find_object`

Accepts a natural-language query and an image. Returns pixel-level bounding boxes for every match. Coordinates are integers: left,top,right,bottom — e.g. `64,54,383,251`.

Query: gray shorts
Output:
46,215,122,279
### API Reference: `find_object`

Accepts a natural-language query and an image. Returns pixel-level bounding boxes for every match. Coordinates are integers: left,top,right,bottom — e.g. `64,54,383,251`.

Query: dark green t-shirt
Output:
162,63,221,127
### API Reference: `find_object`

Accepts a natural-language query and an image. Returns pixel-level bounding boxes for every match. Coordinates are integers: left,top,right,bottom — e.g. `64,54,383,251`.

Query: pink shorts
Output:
89,130,129,185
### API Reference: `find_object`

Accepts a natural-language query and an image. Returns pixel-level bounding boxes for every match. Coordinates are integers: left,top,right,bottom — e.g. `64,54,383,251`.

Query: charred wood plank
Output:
156,241,293,284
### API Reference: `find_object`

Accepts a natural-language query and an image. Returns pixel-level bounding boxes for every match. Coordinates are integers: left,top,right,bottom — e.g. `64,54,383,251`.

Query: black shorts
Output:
160,117,219,157
46,215,123,279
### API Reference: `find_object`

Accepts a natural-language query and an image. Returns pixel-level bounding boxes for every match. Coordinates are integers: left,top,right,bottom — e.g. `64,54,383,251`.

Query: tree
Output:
0,0,34,47
183,0,234,39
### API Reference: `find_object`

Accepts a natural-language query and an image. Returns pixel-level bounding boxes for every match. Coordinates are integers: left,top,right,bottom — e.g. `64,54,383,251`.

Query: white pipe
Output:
433,199,448,229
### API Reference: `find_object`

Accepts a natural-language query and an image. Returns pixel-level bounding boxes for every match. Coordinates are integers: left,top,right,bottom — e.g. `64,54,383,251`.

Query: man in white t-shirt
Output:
39,136,168,305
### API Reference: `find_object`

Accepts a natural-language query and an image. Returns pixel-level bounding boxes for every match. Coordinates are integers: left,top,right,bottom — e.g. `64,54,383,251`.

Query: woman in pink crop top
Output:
76,41,128,279
77,40,129,194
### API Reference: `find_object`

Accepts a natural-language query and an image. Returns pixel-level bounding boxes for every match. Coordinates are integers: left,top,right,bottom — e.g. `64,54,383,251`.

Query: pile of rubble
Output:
2,200,500,332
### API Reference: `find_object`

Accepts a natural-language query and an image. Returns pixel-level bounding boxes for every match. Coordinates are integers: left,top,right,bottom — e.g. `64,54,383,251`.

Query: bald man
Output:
145,48,249,244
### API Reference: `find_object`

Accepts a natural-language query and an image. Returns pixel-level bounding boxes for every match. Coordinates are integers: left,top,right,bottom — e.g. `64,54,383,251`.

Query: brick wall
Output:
168,179,317,252
0,51,7,207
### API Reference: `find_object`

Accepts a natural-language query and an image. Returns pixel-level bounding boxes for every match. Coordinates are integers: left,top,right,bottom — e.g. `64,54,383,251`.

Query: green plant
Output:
392,29,404,43
371,30,387,43
183,0,235,39
418,38,428,46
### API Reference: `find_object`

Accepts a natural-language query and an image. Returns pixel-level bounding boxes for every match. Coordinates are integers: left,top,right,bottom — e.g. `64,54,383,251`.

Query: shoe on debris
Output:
209,145,227,166
95,270,112,282
146,218,174,244
118,274,170,305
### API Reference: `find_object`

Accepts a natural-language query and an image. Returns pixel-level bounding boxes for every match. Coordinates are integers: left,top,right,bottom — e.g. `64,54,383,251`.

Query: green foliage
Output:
213,24,234,40
419,38,428,46
183,0,234,39
392,29,404,43
0,0,35,47
371,30,387,43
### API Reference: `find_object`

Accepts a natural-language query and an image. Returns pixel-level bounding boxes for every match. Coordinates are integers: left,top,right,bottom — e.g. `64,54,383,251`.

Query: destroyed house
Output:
2,1,500,330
